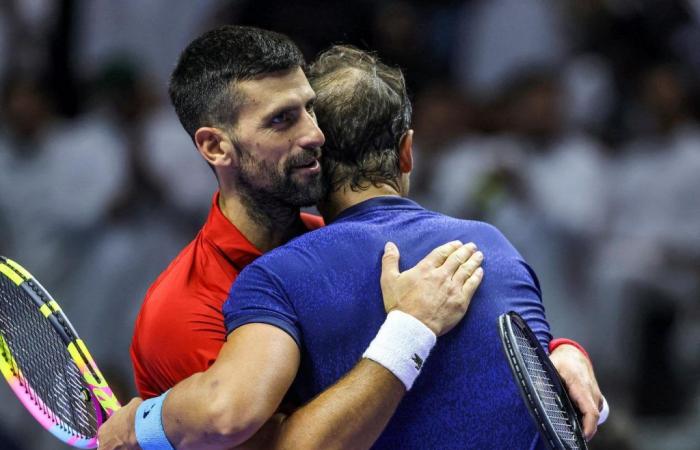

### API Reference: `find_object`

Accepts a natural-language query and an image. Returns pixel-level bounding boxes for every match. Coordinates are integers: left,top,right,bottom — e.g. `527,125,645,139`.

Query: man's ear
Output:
398,129,414,174
194,127,234,168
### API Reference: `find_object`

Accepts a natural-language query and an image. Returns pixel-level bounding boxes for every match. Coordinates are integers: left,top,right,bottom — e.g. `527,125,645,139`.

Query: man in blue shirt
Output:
96,27,601,450
223,46,597,448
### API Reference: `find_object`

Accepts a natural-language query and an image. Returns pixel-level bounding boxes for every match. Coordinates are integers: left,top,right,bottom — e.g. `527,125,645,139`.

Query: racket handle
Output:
597,396,609,425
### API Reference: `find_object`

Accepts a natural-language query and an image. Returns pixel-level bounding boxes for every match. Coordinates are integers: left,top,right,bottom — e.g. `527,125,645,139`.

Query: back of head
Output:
169,25,305,139
308,45,412,192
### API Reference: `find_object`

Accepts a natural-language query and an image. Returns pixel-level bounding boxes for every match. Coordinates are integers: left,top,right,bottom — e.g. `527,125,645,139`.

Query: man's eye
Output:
271,112,291,125
305,102,315,114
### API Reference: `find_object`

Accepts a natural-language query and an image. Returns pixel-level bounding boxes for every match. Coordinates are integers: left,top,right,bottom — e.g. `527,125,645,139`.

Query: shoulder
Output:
146,233,238,300
465,220,518,251
132,233,239,350
131,234,240,396
427,213,517,252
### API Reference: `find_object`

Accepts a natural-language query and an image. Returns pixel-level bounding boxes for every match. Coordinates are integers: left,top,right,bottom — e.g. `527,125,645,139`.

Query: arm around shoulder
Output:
161,323,300,449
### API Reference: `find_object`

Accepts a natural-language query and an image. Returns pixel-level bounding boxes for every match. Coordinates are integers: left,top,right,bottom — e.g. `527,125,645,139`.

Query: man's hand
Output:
97,397,142,450
380,241,484,336
549,345,603,441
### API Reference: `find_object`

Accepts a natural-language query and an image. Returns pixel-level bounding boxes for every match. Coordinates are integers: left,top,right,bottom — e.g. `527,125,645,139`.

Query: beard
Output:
233,145,326,211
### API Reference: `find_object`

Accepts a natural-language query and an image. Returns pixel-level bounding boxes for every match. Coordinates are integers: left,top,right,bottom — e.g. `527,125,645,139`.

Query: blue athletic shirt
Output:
223,196,551,449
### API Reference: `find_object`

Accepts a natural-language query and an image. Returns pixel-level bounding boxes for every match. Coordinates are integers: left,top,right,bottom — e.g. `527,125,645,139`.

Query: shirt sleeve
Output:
510,259,552,349
222,262,302,347
479,223,552,349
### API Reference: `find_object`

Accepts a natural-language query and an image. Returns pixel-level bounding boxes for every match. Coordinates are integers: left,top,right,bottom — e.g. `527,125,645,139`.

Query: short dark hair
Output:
308,45,412,192
169,25,305,139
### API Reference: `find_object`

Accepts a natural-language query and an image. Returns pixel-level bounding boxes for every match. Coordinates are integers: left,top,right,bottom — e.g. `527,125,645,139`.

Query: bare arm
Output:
163,323,299,449
248,359,404,450
97,241,483,450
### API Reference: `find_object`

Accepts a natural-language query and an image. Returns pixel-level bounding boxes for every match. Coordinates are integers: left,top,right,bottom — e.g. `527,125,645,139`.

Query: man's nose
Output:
298,110,325,149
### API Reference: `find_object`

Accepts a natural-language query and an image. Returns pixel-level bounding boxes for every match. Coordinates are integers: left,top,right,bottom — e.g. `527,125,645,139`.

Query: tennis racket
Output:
498,311,588,450
0,256,121,448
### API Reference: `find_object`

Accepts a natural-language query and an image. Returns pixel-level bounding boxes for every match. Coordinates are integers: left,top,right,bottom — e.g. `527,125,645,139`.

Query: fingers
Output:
380,242,401,312
549,346,603,440
440,242,477,274
461,267,484,300
420,240,464,268
380,242,400,283
558,371,595,438
544,339,609,442
451,249,483,285
570,385,600,441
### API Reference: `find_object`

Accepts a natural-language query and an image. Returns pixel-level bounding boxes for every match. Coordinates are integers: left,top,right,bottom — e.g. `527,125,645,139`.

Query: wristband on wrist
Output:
134,389,175,450
598,396,610,425
548,338,591,362
362,310,437,390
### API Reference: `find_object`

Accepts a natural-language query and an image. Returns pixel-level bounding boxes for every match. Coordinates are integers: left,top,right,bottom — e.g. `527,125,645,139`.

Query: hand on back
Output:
380,241,484,336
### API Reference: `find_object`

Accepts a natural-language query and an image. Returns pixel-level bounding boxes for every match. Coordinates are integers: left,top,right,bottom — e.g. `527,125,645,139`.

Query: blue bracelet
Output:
135,390,175,450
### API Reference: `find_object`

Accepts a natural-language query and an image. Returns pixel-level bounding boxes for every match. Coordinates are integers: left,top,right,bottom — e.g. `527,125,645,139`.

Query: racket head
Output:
0,256,120,448
498,311,588,450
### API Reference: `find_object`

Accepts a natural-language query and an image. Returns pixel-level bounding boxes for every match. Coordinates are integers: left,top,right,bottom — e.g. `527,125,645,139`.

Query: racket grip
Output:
597,396,609,425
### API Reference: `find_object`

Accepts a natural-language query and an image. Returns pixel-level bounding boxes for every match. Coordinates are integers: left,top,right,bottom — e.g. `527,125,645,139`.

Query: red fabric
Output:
130,193,323,398
548,338,591,363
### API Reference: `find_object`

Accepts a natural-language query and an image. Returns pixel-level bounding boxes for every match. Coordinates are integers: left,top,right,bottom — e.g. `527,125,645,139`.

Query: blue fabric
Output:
134,390,174,450
223,196,551,449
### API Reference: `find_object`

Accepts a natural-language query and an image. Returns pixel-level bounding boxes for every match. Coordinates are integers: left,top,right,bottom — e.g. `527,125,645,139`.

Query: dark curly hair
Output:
308,45,412,192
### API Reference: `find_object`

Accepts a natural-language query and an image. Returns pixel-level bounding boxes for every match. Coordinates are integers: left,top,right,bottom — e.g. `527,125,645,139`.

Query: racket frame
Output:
498,311,588,450
0,256,120,448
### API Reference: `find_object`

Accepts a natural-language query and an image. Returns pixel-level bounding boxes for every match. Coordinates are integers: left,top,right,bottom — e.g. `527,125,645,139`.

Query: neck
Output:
318,182,402,222
218,186,306,253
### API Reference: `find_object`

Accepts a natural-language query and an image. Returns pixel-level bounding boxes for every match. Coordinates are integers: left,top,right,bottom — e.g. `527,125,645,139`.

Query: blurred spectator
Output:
0,0,57,74
453,0,569,100
141,107,217,219
1,1,699,448
0,75,129,285
561,53,617,137
592,63,700,417
75,0,224,87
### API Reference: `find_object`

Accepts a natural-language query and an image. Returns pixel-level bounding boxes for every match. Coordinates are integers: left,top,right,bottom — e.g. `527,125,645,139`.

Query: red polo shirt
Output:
130,193,323,398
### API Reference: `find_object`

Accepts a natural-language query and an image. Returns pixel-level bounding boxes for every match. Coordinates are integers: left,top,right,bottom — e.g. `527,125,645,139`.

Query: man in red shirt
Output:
130,193,324,398
98,26,603,449
101,26,486,450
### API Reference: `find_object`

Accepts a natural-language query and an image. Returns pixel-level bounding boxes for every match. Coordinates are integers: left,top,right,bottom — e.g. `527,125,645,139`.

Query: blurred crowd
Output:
0,1,699,449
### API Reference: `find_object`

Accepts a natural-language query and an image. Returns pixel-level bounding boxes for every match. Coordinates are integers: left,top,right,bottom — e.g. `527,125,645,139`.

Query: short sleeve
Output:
479,223,552,348
222,263,302,347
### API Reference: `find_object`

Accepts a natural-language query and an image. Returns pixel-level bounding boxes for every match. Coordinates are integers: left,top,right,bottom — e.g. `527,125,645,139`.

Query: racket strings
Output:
0,275,97,438
21,278,90,432
512,326,581,449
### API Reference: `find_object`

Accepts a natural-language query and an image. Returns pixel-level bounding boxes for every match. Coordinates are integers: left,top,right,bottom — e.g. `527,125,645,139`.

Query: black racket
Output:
0,256,121,448
498,311,588,450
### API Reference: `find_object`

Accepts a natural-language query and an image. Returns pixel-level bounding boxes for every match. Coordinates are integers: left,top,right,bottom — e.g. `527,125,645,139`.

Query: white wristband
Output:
598,396,609,425
134,390,175,450
362,310,437,390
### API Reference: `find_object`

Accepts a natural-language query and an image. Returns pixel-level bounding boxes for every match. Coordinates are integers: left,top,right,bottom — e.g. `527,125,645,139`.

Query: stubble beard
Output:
233,146,325,227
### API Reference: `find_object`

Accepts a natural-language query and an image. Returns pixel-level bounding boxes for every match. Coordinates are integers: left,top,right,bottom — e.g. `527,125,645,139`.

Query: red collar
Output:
201,192,262,271
201,192,325,270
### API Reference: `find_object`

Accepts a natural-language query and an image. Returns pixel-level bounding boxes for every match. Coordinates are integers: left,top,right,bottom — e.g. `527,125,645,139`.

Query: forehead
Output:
235,67,315,118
